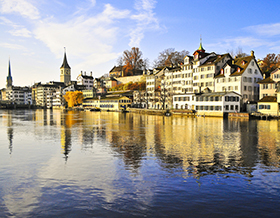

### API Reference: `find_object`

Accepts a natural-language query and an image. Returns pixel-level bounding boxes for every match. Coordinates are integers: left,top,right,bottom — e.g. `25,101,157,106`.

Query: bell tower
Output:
60,48,71,85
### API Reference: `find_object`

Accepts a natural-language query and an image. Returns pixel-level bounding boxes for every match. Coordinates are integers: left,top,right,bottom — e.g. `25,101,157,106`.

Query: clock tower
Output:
60,48,71,85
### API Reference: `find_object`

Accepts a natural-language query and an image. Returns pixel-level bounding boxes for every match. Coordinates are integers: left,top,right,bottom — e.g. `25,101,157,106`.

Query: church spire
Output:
6,58,13,88
60,47,71,69
197,36,205,52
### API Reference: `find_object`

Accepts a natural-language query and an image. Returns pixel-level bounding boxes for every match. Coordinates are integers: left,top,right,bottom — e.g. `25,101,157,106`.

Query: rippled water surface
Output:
0,109,280,217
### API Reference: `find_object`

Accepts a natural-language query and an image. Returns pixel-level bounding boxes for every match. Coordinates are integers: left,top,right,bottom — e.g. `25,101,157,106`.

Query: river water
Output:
0,109,280,217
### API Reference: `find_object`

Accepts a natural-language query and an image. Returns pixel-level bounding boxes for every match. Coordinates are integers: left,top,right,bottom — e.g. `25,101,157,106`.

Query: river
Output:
0,109,280,217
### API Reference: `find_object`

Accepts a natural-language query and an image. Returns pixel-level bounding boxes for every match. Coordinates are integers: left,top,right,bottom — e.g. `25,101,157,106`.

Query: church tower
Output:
60,48,71,85
6,58,13,88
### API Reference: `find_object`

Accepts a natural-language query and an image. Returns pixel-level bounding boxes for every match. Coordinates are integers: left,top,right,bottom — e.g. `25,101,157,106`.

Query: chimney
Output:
251,50,255,57
90,71,92,77
84,71,86,76
81,70,83,75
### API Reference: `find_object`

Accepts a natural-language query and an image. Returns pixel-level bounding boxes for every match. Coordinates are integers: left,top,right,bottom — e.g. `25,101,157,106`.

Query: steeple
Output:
60,47,71,85
197,36,205,52
60,47,71,69
6,58,13,88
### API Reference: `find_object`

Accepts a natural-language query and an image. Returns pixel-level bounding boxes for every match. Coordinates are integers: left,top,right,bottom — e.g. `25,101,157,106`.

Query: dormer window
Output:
241,60,246,65
221,69,224,74
237,68,241,72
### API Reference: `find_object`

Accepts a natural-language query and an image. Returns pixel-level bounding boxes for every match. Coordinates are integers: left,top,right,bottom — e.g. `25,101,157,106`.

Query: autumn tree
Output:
260,53,280,77
117,47,149,75
64,91,84,108
153,48,189,68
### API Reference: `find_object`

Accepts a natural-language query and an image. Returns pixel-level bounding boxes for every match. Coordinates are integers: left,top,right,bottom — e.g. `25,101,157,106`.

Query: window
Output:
243,77,247,82
244,86,247,91
235,86,238,90
255,69,258,74
248,86,252,91
225,105,229,110
230,105,234,110
248,78,252,82
248,68,252,74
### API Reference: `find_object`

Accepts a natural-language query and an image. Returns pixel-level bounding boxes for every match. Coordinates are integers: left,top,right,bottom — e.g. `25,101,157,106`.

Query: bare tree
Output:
153,48,189,68
227,47,248,58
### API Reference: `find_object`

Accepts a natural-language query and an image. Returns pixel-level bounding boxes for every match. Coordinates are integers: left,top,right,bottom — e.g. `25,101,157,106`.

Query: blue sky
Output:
1,0,280,88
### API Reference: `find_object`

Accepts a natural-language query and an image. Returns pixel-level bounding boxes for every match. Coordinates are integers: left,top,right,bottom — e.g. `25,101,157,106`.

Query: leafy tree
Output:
109,81,146,91
260,53,280,77
64,91,83,108
153,48,189,68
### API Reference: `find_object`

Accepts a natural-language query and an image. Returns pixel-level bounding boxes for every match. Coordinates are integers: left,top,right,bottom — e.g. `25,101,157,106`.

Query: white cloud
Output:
0,16,32,37
0,0,40,20
34,3,130,66
129,0,159,47
9,28,32,37
207,36,270,52
245,23,280,36
0,42,26,50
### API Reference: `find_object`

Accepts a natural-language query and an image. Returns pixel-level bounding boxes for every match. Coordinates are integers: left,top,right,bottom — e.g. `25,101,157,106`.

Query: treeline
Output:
260,53,280,77
109,81,146,91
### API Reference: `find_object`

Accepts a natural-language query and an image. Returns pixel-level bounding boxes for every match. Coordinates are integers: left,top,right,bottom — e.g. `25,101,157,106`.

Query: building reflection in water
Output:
257,120,280,167
2,109,280,177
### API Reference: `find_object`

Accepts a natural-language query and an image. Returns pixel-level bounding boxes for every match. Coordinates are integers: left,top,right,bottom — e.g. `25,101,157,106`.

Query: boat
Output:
90,107,101,112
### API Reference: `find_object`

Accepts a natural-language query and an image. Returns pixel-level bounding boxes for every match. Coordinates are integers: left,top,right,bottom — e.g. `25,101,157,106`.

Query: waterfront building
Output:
133,90,147,108
173,91,242,116
77,71,93,90
1,59,32,105
257,68,280,99
214,51,263,109
83,96,131,111
257,96,278,116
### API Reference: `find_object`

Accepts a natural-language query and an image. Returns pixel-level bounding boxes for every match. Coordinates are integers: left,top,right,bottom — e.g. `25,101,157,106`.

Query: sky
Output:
1,0,280,88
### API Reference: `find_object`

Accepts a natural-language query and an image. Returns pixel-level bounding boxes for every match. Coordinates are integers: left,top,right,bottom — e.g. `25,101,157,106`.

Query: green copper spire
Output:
197,37,205,52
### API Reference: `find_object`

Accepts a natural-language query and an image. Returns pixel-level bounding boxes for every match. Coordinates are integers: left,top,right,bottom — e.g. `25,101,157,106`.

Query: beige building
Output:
258,68,280,99
83,96,131,111
257,96,279,116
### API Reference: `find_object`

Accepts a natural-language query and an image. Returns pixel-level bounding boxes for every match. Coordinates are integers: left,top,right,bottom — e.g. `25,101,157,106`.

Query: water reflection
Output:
1,110,280,217
1,110,280,176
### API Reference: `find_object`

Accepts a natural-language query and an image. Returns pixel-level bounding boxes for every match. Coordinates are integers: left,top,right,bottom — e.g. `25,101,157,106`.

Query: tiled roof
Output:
258,96,277,102
230,55,254,76
257,77,275,84
110,66,123,72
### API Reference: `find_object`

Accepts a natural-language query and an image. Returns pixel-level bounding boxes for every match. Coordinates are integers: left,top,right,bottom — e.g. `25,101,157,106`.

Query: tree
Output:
64,91,83,108
260,53,280,77
228,47,248,58
118,47,149,75
153,48,189,68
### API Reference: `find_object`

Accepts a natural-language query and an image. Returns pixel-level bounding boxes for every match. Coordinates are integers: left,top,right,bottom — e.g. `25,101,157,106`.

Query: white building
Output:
214,51,263,109
173,91,242,116
77,71,94,90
